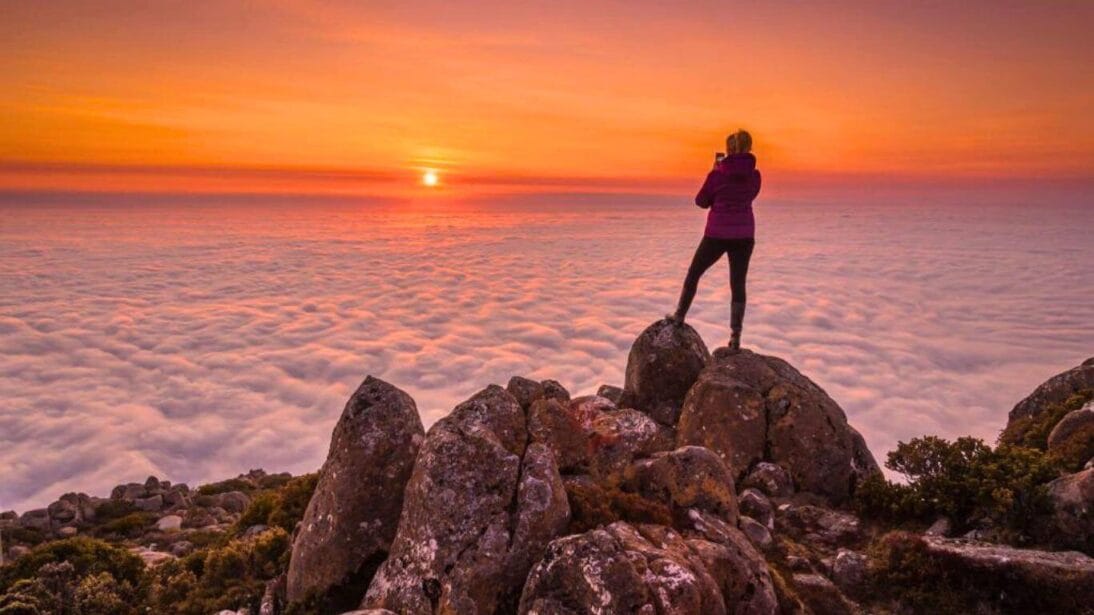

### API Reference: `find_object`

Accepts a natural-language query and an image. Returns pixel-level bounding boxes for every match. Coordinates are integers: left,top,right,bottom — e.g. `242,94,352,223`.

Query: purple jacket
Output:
695,153,761,239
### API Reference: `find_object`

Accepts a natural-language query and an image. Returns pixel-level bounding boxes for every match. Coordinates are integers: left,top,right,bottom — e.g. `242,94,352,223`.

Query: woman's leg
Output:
727,239,755,346
671,237,726,323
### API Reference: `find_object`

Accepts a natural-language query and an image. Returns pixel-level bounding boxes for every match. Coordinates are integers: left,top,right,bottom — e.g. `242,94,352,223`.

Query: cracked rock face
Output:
362,385,569,615
287,376,425,607
621,319,711,425
1008,358,1094,424
519,520,776,615
677,350,879,504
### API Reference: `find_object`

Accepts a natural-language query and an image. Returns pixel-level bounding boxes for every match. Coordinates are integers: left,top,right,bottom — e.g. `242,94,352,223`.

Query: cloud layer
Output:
1,197,1091,512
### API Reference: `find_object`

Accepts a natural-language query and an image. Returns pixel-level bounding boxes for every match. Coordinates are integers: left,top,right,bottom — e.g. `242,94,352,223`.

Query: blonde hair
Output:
727,129,753,154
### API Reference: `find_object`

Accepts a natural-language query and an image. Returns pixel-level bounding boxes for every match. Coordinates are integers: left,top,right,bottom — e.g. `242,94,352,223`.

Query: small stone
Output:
738,515,773,551
169,541,193,557
925,517,952,537
742,462,794,498
830,548,867,590
156,515,183,532
541,379,570,402
738,488,774,528
56,526,78,538
596,384,623,405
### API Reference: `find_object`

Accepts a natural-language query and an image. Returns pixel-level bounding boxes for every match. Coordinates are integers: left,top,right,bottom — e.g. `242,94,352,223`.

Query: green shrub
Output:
0,537,144,596
1000,389,1093,450
196,478,254,496
2,528,45,547
235,492,278,533
146,528,291,615
267,473,318,533
854,436,1058,538
94,513,153,539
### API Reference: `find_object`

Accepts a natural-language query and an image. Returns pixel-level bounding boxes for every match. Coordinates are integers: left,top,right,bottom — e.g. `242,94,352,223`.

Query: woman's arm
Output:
695,171,718,209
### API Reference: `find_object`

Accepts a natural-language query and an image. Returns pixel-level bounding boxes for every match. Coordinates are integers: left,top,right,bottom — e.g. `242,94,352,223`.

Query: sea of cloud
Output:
1,194,1091,512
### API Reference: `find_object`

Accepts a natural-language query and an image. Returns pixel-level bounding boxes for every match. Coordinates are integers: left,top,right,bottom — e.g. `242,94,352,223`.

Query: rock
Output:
0,510,15,521
1040,467,1093,553
741,462,794,499
338,611,398,615
56,526,78,538
506,376,545,411
596,384,623,404
738,488,774,529
112,482,146,501
528,395,673,480
363,385,545,614
7,545,31,560
145,476,162,491
211,491,249,514
155,514,182,529
830,548,867,591
786,555,812,572
1008,359,1094,424
244,524,269,537
169,541,194,557
790,573,858,615
47,498,78,524
738,515,773,551
129,545,175,567
681,510,781,613
19,509,51,532
677,364,767,480
287,376,425,608
680,350,879,503
497,443,571,602
541,379,570,402
777,505,863,550
135,494,164,512
163,488,192,510
886,533,1094,612
621,319,711,425
519,520,775,615
1047,402,1094,452
621,446,739,525
925,517,953,537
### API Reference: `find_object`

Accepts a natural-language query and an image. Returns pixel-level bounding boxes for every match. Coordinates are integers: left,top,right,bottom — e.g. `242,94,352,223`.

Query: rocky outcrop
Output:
518,521,777,615
1047,401,1094,452
1039,467,1093,552
883,533,1094,612
286,376,425,607
1008,357,1094,424
362,385,569,614
620,319,710,425
677,349,880,503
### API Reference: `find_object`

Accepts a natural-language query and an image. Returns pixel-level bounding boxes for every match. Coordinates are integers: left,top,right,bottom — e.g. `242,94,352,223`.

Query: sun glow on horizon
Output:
422,170,439,187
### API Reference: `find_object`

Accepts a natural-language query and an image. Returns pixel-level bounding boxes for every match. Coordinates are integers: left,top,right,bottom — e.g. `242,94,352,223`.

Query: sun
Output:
421,170,439,187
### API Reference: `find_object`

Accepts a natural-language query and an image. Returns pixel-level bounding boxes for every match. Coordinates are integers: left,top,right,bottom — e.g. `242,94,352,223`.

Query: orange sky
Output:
2,1,1092,197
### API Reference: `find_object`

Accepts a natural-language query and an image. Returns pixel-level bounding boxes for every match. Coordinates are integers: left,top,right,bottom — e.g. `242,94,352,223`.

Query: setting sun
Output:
422,170,439,187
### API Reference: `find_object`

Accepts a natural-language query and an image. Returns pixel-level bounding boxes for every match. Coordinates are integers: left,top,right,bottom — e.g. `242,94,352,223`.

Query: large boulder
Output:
621,319,711,425
287,376,425,608
1039,468,1093,553
677,349,879,503
883,533,1094,613
1047,403,1094,465
363,385,568,614
518,521,776,615
1008,358,1094,424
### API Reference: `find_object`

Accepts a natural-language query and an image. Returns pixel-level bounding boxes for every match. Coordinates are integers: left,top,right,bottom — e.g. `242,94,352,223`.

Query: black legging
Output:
676,236,754,320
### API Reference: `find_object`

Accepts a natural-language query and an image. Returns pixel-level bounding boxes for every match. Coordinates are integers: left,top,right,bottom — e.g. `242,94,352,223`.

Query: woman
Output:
667,129,761,350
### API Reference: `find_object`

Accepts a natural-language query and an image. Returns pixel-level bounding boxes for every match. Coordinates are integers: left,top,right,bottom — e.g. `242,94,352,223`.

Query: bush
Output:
196,478,254,496
854,436,1058,539
146,528,291,615
1000,389,1093,451
234,473,318,535
0,537,144,596
94,512,153,539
